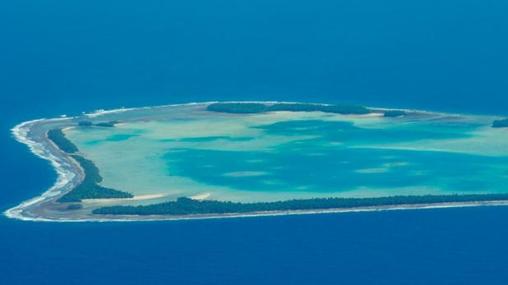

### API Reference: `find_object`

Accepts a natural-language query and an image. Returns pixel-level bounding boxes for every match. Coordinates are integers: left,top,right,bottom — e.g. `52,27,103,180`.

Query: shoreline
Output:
6,118,79,221
4,101,508,222
5,102,220,221
7,200,508,223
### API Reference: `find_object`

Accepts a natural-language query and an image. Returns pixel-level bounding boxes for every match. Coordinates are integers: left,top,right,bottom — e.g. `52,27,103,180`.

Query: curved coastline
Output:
4,102,214,221
6,118,79,221
4,101,508,222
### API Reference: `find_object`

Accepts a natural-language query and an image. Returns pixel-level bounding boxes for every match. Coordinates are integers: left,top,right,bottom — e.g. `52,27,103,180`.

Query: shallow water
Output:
2,0,508,284
65,110,508,203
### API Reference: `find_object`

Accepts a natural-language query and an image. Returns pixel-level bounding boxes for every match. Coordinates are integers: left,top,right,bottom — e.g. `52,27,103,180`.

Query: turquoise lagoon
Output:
65,109,508,203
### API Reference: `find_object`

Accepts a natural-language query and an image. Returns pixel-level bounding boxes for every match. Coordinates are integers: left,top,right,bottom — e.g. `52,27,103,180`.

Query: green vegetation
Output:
58,155,133,202
47,129,79,153
78,121,93,127
47,127,133,203
78,120,118,128
95,121,119,127
207,102,371,115
492,119,508,128
92,193,508,216
384,110,407,118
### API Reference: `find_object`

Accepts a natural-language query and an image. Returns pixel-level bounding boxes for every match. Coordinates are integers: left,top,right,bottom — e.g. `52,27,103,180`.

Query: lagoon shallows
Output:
64,103,508,205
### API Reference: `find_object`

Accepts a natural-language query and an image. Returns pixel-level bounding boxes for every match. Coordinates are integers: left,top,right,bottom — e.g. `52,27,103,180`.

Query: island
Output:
5,101,508,222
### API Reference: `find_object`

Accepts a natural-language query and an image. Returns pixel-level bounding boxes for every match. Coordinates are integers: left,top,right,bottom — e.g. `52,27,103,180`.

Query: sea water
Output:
65,110,508,202
1,0,508,284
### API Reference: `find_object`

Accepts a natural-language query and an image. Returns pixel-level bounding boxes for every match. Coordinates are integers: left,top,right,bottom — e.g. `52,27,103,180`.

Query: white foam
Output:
84,108,136,118
81,100,362,119
82,102,215,118
4,103,219,221
9,200,508,223
4,118,78,221
4,101,505,222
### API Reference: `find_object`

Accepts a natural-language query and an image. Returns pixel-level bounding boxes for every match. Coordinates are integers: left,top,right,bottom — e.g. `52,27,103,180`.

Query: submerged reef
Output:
383,110,407,118
8,102,508,222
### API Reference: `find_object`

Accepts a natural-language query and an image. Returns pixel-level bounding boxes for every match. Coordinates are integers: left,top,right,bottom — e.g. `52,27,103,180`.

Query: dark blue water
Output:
1,1,508,284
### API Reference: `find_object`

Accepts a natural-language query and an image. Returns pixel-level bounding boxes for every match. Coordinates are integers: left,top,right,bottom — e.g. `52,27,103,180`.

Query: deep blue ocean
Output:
1,1,508,284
